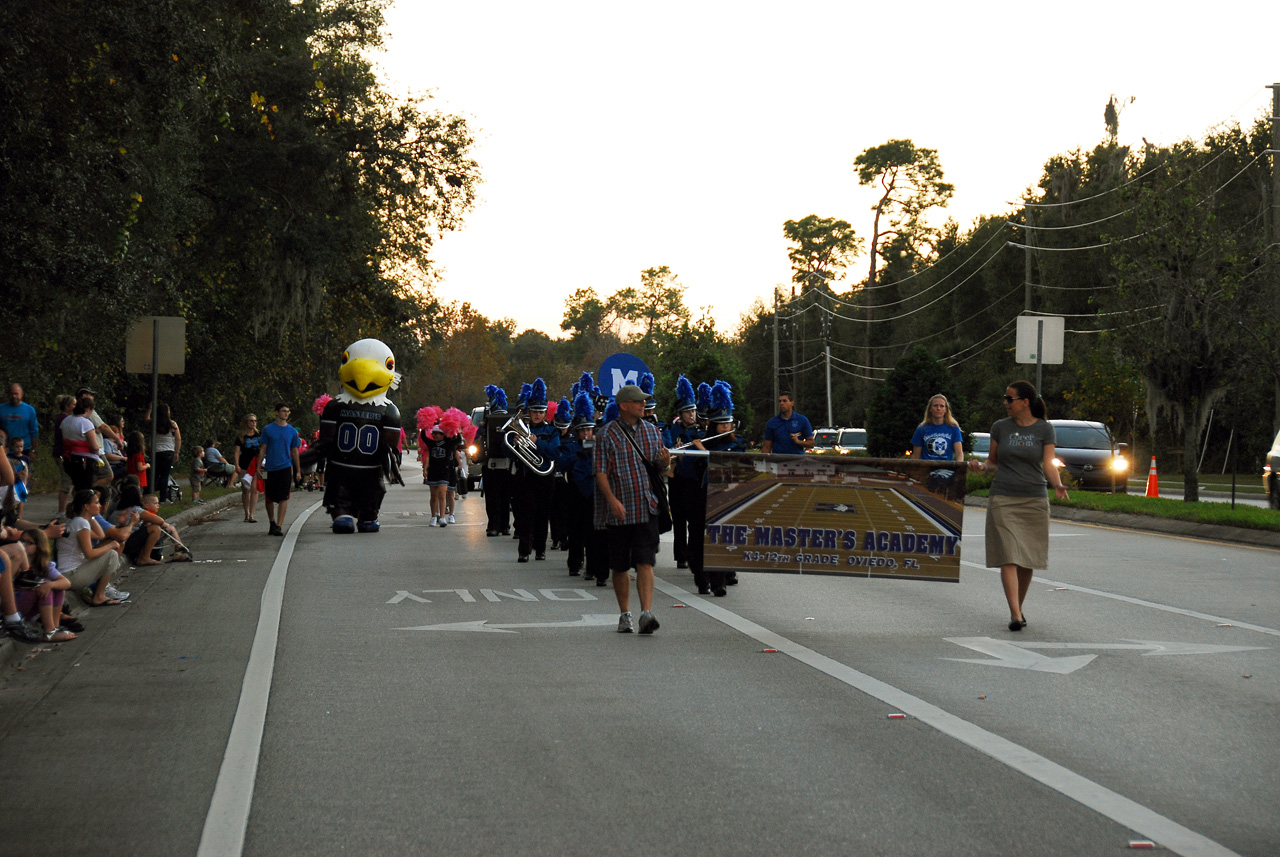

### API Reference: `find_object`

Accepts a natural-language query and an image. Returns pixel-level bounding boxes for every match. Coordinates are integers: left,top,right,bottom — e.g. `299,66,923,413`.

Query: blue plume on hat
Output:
491,387,508,413
516,382,532,410
708,380,734,422
571,391,594,429
553,397,571,428
696,382,712,418
484,384,499,402
603,399,619,424
529,378,548,409
578,371,594,395
639,373,654,396
675,375,696,411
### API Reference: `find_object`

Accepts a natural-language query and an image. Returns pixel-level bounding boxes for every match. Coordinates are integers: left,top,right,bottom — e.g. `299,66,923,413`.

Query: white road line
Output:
197,501,323,857
960,560,1280,638
655,577,1242,857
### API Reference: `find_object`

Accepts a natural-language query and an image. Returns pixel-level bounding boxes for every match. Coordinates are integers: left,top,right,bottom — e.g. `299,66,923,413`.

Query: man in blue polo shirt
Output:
761,391,814,455
0,383,39,461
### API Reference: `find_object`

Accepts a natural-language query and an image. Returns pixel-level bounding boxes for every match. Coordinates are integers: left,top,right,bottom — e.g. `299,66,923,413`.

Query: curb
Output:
2,492,246,670
964,496,1280,551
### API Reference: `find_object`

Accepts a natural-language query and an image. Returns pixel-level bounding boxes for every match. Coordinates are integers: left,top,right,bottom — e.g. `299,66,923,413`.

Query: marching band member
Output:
549,396,573,552
684,380,744,595
664,376,702,572
481,386,513,537
513,379,558,562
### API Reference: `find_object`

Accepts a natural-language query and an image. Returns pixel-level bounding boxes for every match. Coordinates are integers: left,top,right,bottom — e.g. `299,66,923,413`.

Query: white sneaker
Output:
429,517,439,527
447,514,456,524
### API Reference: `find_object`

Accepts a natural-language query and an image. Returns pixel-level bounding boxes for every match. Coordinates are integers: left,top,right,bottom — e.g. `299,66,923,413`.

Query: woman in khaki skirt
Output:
968,381,1069,631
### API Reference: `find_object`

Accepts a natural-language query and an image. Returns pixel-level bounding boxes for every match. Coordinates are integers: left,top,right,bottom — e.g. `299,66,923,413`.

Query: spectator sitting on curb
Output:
14,529,75,642
56,489,124,607
123,493,190,565
94,486,139,544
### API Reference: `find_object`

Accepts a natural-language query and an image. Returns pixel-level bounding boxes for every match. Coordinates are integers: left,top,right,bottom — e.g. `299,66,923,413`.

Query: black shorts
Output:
606,516,659,572
264,468,293,502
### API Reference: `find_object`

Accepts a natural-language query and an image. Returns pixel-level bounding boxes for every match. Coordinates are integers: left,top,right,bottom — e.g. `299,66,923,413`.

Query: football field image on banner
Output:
702,453,965,582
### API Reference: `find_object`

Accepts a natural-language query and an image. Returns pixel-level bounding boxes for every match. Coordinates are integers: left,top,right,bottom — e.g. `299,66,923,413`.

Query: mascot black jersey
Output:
319,400,402,471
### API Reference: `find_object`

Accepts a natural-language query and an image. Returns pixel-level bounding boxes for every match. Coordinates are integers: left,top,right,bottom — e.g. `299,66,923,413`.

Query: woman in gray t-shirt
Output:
967,380,1069,631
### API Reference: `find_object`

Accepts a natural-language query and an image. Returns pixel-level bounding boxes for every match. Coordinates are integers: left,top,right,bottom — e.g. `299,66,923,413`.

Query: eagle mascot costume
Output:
311,338,404,533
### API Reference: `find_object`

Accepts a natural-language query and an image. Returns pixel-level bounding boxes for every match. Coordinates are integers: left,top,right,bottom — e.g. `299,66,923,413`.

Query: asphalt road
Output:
1,481,1276,857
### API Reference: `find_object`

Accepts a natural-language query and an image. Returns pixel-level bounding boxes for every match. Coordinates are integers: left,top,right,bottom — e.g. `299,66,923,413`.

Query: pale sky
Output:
373,1,1276,339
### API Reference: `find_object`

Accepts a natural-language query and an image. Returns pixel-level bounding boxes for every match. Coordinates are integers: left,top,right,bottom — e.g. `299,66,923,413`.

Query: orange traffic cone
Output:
1144,456,1159,498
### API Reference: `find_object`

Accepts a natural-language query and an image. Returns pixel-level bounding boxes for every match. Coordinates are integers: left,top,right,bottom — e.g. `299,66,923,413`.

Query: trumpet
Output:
502,412,555,476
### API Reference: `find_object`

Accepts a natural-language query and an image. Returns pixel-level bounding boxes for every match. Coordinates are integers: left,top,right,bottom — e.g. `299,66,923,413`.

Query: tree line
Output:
5,5,1275,502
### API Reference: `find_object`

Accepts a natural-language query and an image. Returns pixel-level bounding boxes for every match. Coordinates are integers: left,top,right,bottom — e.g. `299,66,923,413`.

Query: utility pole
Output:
1024,201,1034,312
772,288,780,408
1270,83,1280,434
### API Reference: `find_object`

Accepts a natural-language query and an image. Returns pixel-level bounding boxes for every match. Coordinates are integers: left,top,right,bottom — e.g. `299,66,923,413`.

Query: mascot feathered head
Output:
337,339,400,405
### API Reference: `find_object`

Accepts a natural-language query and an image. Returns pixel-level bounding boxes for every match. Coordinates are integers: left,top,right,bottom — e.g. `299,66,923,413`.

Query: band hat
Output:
76,387,97,397
615,384,646,403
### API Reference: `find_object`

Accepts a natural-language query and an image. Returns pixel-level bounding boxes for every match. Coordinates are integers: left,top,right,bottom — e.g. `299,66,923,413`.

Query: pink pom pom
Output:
416,405,443,431
312,394,332,416
461,424,478,444
439,407,468,437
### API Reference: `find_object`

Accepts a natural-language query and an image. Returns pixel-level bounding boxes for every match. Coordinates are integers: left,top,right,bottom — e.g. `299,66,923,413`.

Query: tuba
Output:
502,412,555,476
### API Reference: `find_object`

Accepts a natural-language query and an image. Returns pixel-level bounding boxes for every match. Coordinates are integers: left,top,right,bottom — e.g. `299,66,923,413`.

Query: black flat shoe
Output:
1008,619,1026,632
713,587,727,597
697,585,711,595
518,555,530,563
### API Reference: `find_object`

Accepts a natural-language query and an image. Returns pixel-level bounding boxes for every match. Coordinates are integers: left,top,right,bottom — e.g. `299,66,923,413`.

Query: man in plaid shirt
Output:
595,384,671,634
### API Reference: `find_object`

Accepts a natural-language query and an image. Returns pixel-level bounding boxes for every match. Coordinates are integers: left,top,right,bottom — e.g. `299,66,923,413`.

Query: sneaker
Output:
269,523,283,537
638,611,660,635
3,619,44,644
194,498,205,505
617,612,634,634
357,520,380,533
447,514,456,524
438,518,447,528
105,584,130,601
429,517,439,527
332,515,356,534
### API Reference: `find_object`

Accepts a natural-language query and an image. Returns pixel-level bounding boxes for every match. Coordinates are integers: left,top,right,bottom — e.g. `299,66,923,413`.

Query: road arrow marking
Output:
944,637,1267,674
1017,640,1267,656
395,614,617,633
943,638,1095,674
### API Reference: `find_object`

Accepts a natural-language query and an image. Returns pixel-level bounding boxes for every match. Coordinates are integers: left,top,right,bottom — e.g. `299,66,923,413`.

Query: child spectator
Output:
123,493,189,565
1,430,28,523
189,446,207,504
126,431,149,490
14,529,75,642
102,414,128,478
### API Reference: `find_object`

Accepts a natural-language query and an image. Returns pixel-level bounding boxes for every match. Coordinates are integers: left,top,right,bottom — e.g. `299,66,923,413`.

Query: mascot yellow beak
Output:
339,357,394,399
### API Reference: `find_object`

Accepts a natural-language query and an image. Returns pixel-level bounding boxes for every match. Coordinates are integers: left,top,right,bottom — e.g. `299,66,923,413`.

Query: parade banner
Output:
701,453,965,582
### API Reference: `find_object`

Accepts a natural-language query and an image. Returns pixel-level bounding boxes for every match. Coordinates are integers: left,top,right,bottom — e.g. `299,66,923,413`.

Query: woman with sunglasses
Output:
968,380,1069,631
233,414,263,523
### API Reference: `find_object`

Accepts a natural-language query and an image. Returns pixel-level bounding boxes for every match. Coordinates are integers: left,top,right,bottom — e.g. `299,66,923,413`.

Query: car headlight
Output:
467,444,478,457
1109,456,1128,473
1052,457,1065,469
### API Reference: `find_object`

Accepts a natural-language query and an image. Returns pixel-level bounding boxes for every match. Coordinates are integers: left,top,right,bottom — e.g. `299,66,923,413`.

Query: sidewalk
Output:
1,490,241,668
